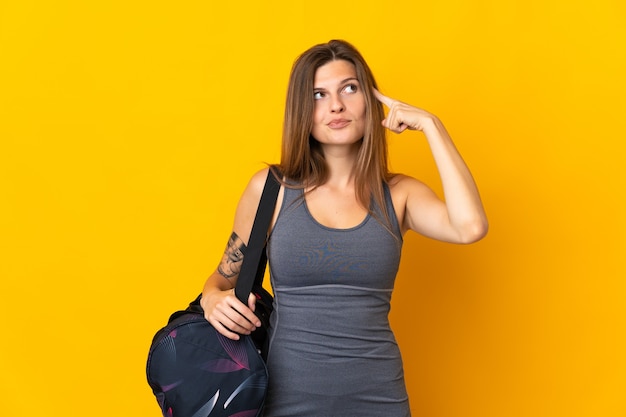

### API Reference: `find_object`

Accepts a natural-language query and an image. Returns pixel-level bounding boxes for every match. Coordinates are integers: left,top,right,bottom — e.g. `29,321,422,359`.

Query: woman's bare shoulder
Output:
230,168,272,239
388,173,429,193
240,167,271,198
249,167,271,188
387,173,437,214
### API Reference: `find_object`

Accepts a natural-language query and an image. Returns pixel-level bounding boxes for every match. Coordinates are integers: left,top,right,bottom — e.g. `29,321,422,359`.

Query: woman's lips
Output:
327,119,350,129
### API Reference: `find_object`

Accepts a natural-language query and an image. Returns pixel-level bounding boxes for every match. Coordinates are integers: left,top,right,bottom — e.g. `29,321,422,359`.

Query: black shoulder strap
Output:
234,169,281,304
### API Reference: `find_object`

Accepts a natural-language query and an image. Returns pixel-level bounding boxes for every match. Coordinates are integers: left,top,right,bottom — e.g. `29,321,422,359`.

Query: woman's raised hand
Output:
374,89,437,134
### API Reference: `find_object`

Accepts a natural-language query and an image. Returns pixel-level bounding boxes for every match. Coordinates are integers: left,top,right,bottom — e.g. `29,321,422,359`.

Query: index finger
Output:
373,89,395,108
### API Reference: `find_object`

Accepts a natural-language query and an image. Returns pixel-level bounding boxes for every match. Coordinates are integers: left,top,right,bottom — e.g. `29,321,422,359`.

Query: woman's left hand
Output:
374,89,437,134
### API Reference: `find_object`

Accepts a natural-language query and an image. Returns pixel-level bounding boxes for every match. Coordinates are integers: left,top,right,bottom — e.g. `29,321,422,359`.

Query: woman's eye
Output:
343,84,358,94
314,91,324,100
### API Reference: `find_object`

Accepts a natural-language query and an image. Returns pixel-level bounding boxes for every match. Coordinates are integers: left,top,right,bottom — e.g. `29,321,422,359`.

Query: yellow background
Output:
1,0,625,416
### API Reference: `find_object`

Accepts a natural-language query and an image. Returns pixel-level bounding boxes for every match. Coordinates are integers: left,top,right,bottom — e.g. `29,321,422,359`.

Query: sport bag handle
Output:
234,168,281,304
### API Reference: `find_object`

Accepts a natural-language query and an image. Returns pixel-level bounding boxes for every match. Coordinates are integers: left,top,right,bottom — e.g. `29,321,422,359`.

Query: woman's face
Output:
310,59,366,148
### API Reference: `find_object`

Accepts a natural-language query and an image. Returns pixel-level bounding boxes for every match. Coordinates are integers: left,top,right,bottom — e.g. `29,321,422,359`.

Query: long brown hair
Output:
277,39,394,227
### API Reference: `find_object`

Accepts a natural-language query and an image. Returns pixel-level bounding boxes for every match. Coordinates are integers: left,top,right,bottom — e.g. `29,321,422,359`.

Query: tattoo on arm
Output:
217,232,246,279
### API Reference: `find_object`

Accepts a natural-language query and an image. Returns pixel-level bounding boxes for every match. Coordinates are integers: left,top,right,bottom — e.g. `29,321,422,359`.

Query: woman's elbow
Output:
457,218,489,244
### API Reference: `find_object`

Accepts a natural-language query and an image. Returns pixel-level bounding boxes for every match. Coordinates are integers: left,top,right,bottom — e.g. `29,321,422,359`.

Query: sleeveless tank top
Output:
263,183,411,416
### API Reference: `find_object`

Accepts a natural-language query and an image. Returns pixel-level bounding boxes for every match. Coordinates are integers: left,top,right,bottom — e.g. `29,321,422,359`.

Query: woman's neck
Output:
319,144,360,188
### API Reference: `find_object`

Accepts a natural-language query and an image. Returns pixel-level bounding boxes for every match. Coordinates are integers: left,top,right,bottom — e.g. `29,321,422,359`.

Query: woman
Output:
201,39,488,416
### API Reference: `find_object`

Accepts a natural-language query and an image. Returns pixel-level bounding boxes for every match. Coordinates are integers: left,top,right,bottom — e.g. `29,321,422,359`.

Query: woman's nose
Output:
330,95,345,113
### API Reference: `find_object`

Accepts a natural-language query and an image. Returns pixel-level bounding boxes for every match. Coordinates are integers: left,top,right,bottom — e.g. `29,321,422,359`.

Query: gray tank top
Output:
264,183,411,416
